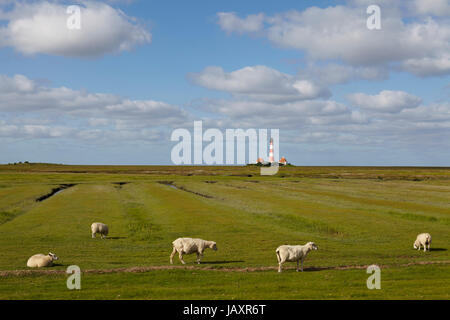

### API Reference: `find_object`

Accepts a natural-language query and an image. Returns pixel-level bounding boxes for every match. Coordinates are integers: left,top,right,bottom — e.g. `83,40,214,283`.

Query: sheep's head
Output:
48,252,58,261
307,242,318,251
413,240,419,249
210,242,218,251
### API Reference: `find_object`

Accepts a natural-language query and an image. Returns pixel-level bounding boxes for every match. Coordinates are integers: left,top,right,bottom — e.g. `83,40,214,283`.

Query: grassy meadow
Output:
0,164,449,299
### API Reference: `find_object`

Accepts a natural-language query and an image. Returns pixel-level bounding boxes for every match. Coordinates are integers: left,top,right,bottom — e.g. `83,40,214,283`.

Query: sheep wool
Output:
276,242,318,272
27,253,58,268
170,237,217,265
414,233,432,252
91,222,109,239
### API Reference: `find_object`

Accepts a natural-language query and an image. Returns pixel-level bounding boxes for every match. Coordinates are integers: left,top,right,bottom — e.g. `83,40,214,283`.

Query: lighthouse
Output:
269,138,274,163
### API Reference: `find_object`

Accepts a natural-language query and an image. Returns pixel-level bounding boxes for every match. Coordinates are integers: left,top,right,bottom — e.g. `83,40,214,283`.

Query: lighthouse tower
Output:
269,138,274,163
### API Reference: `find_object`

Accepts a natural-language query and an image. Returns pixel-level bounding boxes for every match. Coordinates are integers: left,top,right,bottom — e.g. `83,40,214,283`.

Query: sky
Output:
0,0,449,166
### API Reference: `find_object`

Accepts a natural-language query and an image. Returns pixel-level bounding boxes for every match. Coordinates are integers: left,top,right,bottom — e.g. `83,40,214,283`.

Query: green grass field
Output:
0,164,449,299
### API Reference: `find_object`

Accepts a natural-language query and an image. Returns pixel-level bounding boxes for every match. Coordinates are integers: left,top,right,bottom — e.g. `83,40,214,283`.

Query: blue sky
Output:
0,0,449,165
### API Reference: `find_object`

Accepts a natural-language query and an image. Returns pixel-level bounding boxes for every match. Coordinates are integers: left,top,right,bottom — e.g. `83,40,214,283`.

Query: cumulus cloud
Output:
0,74,35,92
412,0,450,16
193,96,450,156
347,90,423,113
188,65,330,102
0,1,151,57
0,74,188,141
402,54,450,77
217,12,265,34
304,63,389,85
207,99,348,119
217,4,450,77
1,73,449,158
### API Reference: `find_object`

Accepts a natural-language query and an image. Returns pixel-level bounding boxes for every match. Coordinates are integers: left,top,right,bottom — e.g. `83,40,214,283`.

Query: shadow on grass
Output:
277,267,327,273
203,260,245,264
51,263,68,267
303,267,331,272
431,248,447,251
106,237,127,240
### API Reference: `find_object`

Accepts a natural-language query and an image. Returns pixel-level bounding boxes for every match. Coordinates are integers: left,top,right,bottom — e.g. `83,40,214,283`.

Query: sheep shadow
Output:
302,266,330,272
202,260,245,265
430,248,447,251
51,263,67,267
277,267,327,273
105,236,127,240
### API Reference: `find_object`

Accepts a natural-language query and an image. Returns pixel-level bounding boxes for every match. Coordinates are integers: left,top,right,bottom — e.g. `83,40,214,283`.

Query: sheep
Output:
91,222,109,239
170,237,217,265
414,233,432,252
27,252,58,268
276,242,318,272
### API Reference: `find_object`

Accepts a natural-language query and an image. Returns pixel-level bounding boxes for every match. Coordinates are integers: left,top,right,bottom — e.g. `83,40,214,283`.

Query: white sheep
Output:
27,252,58,268
170,237,217,264
414,233,432,252
276,242,318,272
91,222,109,239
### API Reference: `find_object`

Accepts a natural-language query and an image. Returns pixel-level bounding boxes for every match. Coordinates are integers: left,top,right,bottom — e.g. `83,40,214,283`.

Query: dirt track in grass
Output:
1,260,449,277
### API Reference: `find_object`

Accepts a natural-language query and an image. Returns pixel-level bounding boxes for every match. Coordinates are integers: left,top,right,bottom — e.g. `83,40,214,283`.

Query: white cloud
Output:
22,125,74,138
347,90,423,113
304,63,389,85
402,54,450,76
0,74,189,122
217,5,450,77
0,122,75,139
1,74,449,155
0,1,151,57
398,101,450,122
188,65,330,102
217,12,265,34
194,97,357,131
0,74,35,92
88,118,110,127
0,74,188,141
412,0,450,16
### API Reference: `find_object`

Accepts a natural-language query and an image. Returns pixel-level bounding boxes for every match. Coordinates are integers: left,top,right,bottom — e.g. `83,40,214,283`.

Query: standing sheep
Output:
91,222,109,239
276,242,318,272
170,237,217,264
27,252,58,268
414,233,432,251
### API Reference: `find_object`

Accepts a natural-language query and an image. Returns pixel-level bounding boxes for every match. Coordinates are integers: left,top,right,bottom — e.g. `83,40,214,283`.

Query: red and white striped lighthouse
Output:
269,138,274,163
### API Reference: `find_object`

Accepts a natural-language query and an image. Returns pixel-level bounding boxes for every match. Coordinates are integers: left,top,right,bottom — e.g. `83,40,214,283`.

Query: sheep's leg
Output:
197,252,203,264
179,252,186,265
301,258,304,272
92,233,96,239
278,257,286,273
296,260,299,272
423,244,427,252
170,248,176,264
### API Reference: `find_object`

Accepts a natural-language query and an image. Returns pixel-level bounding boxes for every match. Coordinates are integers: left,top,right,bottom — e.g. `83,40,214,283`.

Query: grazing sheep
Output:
27,253,58,268
170,237,217,264
414,233,432,252
91,222,109,239
276,242,318,272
